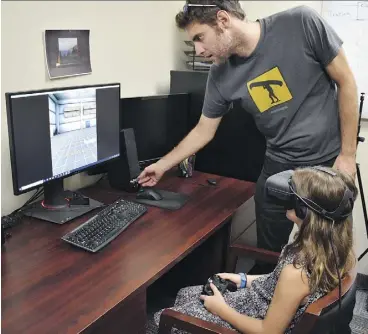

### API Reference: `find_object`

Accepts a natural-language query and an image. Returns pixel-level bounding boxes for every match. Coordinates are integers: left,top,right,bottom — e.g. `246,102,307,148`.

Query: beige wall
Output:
2,1,367,260
1,1,185,214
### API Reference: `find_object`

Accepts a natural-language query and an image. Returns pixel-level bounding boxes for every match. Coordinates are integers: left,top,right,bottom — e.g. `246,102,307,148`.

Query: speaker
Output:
108,128,141,192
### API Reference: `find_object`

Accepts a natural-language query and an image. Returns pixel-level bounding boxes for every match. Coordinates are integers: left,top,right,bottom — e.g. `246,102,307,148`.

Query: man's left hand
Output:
333,153,356,178
200,283,228,316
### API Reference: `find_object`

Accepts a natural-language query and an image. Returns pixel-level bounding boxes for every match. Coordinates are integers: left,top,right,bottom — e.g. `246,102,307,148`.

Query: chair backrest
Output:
292,270,357,334
311,279,357,334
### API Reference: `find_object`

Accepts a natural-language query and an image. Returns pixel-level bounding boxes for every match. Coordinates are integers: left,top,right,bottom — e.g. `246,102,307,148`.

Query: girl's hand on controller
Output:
200,283,228,316
217,273,241,288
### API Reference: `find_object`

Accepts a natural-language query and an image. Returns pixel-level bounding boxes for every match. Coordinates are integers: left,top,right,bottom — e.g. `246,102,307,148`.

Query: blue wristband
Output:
239,272,247,289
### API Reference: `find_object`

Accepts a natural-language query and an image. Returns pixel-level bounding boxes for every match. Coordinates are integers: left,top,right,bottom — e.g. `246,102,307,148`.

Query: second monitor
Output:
120,93,190,167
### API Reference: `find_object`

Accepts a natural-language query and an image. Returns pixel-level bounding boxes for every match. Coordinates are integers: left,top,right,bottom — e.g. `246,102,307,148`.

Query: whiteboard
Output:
321,1,368,118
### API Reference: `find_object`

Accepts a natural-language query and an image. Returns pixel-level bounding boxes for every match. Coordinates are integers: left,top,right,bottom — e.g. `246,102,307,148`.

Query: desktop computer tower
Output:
108,128,141,192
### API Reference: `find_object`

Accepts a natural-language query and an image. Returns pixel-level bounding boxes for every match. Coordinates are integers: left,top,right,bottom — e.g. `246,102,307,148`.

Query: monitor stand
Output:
21,179,103,224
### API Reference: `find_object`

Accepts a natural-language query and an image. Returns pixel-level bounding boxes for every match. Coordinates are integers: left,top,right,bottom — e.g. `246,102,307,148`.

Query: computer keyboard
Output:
61,199,147,252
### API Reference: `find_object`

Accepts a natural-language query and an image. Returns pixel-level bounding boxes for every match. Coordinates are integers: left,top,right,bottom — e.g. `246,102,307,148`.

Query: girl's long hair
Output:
284,167,358,294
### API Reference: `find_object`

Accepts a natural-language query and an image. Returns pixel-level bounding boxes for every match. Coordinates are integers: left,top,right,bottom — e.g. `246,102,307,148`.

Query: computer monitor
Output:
5,83,121,223
120,93,190,167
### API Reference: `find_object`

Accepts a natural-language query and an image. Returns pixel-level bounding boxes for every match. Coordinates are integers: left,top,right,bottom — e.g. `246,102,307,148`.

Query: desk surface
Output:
2,171,255,333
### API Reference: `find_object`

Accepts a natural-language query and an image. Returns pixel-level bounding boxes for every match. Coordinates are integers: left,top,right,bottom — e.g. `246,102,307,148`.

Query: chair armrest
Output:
230,243,280,264
158,309,236,334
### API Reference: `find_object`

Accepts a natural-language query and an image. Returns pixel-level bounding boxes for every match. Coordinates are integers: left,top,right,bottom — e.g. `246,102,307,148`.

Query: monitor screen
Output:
120,93,190,164
6,83,121,195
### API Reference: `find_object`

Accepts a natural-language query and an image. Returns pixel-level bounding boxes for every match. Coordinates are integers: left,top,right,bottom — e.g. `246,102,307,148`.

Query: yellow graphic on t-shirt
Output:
247,67,292,113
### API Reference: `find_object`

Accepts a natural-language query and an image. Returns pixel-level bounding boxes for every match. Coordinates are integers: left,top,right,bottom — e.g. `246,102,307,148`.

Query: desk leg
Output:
150,219,234,293
192,218,233,281
224,216,239,272
222,218,237,273
192,217,233,281
83,290,147,334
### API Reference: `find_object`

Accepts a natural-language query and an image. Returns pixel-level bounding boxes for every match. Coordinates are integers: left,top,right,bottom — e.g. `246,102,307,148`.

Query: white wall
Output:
241,0,322,19
1,1,186,214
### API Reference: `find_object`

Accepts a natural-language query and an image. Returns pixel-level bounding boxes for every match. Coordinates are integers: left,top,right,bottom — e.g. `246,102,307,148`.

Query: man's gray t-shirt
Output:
202,6,343,164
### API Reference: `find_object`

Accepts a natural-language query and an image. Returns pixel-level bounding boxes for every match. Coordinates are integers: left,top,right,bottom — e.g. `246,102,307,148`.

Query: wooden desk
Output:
2,171,255,334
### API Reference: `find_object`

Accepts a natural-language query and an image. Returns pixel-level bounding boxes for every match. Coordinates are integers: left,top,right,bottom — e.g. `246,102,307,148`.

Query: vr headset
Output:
265,166,354,222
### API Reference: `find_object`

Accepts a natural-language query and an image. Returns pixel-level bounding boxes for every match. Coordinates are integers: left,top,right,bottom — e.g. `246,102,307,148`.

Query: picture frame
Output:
44,29,92,79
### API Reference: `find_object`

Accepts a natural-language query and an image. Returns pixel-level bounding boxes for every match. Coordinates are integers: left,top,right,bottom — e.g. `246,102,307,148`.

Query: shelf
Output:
183,41,212,72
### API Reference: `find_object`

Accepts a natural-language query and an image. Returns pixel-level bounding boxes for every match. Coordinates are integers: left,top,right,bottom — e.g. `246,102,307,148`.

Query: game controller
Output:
202,274,237,296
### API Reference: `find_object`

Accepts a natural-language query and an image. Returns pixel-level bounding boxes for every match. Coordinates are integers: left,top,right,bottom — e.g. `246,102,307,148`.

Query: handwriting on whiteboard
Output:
322,1,368,118
324,1,368,20
358,1,368,20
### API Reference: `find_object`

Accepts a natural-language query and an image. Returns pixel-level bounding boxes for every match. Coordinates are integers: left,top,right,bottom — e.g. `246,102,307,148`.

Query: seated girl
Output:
154,166,357,334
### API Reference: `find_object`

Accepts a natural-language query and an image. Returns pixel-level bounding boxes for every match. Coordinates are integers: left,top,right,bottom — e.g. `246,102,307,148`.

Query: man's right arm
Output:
137,114,222,186
157,71,229,172
138,70,228,186
156,114,222,172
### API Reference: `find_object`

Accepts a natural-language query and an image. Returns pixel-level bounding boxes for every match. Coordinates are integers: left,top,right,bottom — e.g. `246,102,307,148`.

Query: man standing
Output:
138,1,358,269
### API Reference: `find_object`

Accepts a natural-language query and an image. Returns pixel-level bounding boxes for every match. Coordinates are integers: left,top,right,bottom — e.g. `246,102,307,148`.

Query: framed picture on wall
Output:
44,29,92,79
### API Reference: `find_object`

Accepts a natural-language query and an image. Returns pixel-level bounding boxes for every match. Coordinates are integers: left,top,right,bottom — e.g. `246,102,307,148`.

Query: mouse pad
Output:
134,189,189,210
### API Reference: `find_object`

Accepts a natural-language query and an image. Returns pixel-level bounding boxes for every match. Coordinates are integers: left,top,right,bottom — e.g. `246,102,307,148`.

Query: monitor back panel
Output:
120,93,190,163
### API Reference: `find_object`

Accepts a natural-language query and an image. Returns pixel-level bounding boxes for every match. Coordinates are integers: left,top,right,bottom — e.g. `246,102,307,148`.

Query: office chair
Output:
158,244,357,334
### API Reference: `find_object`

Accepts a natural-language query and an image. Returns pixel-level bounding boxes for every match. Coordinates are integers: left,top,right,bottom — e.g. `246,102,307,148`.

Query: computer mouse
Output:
136,188,163,201
207,178,217,186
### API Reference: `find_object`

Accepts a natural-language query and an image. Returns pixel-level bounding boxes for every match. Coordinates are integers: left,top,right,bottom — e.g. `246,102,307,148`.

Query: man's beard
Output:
212,45,231,64
213,55,228,64
214,31,233,62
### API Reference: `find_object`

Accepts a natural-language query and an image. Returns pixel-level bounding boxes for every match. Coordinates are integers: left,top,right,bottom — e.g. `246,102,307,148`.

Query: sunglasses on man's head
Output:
183,3,221,14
